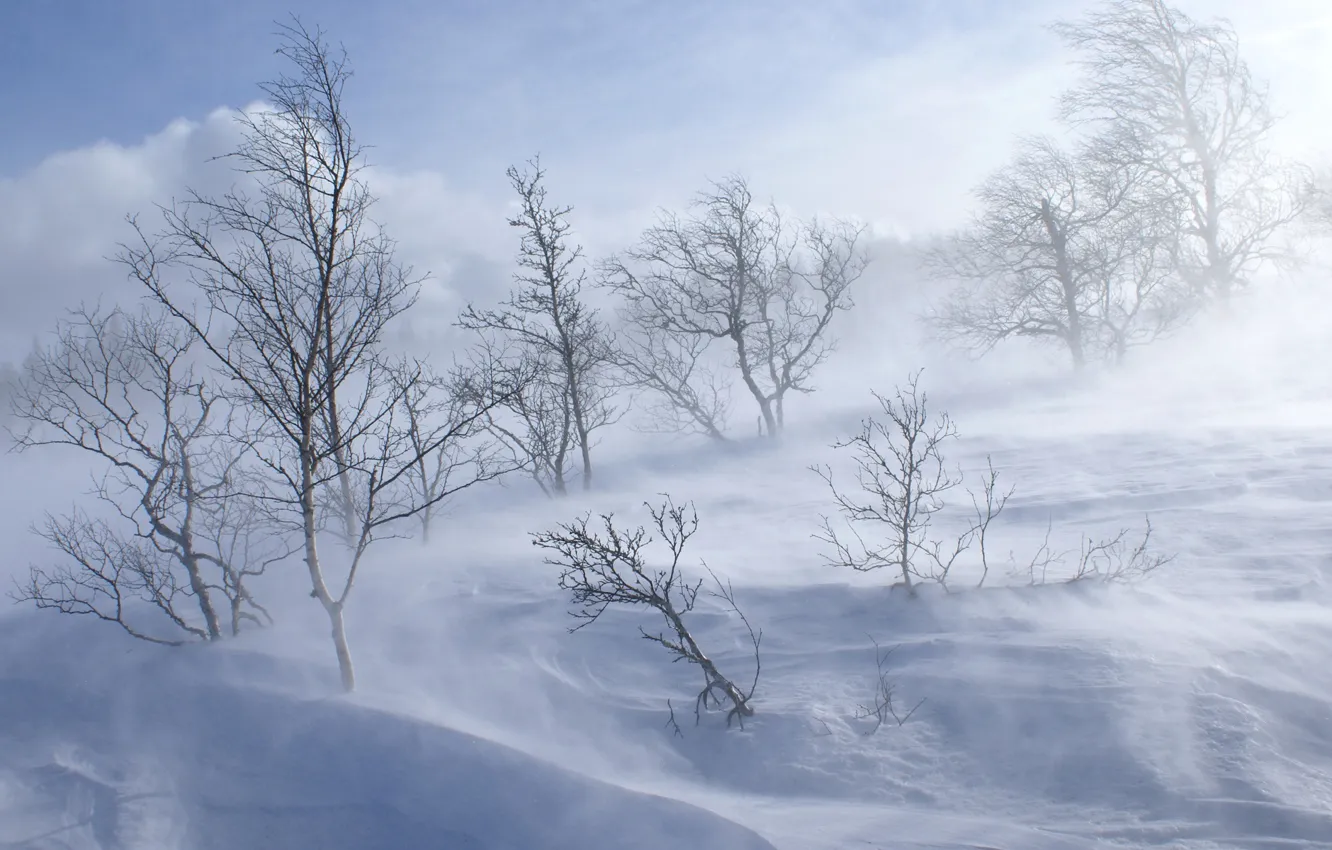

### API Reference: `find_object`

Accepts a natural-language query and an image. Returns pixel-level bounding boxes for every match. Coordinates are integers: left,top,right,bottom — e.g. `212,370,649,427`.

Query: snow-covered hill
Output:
4,290,1332,849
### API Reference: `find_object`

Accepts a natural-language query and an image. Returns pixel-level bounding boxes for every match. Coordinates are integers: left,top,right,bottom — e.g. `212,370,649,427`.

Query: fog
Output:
3,1,1332,848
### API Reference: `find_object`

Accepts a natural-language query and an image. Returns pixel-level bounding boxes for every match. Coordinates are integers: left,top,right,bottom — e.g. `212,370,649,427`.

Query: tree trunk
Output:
301,436,357,693
898,473,916,595
551,295,594,491
184,553,223,641
732,332,778,436
1198,148,1230,303
322,304,358,543
1041,199,1085,371
174,453,222,640
570,383,593,491
328,601,356,692
549,381,573,496
664,607,752,718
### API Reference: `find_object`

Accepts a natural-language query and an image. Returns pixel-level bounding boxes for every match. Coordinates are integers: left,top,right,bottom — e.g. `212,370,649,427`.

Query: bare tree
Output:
1086,167,1195,364
1067,519,1172,584
1055,0,1309,304
612,328,731,442
533,497,761,727
855,637,925,735
390,360,513,543
601,175,866,439
814,372,1008,595
123,22,506,691
8,305,280,644
928,136,1190,368
459,338,579,496
460,159,617,494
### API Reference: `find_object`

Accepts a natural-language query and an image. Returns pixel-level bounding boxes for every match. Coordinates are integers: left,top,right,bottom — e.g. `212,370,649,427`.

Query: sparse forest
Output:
7,0,1332,847
2,0,1326,775
0,3,1326,836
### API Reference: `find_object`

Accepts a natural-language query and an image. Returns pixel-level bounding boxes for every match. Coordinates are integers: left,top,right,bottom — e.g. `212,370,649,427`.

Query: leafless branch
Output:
460,157,619,493
855,636,925,735
1068,517,1172,583
601,175,866,439
8,305,281,643
533,497,761,727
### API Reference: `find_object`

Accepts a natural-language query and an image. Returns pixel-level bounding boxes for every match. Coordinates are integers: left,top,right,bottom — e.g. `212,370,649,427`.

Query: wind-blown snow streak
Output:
4,281,1332,848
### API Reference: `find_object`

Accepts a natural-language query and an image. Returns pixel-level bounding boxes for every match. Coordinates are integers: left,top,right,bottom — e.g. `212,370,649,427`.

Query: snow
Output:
4,284,1332,849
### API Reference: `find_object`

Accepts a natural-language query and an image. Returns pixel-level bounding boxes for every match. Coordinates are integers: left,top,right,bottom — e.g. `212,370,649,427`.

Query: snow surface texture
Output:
4,283,1332,849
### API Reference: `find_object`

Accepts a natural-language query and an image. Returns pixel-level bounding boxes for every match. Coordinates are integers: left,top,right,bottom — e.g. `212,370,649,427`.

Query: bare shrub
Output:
532,497,761,727
1069,519,1172,583
855,637,925,735
814,371,1008,595
1012,518,1170,585
1012,521,1060,586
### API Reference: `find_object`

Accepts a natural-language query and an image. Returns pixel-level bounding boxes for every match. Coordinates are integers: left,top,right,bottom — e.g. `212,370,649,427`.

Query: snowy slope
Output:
0,615,778,850
349,420,1332,850
4,286,1332,849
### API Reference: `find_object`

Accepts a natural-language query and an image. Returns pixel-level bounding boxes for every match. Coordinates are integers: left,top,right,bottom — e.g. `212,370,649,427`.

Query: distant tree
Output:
389,359,515,544
124,22,510,691
928,136,1192,367
458,339,572,496
1085,150,1195,363
1315,175,1332,230
0,360,18,436
612,329,730,443
8,306,283,644
601,176,866,439
460,158,617,495
1054,0,1309,304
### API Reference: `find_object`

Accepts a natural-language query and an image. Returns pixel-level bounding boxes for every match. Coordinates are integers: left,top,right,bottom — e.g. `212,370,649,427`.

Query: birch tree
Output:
929,136,1192,367
601,176,866,439
124,22,505,691
8,306,280,644
460,159,617,494
1054,0,1308,304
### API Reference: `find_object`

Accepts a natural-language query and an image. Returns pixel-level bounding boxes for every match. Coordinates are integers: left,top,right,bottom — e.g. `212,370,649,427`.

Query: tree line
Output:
928,0,1316,368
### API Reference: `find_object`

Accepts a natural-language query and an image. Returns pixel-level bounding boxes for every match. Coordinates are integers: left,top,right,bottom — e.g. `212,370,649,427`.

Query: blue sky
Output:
1,0,1030,180
1,0,1327,364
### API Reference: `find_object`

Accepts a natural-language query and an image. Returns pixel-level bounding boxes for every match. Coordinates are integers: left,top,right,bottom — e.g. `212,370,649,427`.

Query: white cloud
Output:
1,0,1328,363
0,110,235,361
0,114,516,363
